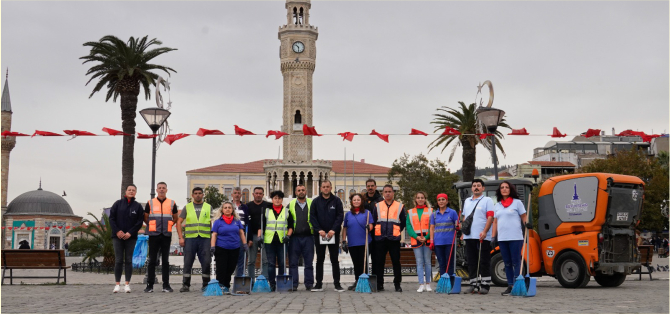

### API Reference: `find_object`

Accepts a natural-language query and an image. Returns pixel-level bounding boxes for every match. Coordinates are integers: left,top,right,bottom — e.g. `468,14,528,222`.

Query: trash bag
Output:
133,235,149,268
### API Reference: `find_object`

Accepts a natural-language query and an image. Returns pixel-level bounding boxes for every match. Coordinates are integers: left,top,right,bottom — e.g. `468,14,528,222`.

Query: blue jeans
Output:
499,240,524,286
183,237,211,286
413,245,432,284
435,244,454,276
265,243,285,287
235,227,248,276
289,235,314,289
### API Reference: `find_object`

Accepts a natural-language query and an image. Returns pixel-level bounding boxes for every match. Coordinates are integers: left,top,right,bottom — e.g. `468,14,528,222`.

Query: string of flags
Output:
1,125,665,146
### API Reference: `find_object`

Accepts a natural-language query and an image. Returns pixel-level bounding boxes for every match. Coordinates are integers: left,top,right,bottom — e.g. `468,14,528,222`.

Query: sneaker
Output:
424,284,432,292
113,285,121,293
334,283,345,292
124,284,131,293
162,285,173,293
479,285,489,295
395,285,403,292
501,286,512,296
464,285,477,294
417,284,425,293
222,286,231,295
305,287,312,292
143,285,154,293
179,285,189,293
347,284,356,291
311,283,323,292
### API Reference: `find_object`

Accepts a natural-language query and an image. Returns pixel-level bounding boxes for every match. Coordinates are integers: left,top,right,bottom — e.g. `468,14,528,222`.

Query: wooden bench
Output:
1,250,70,285
634,245,654,280
383,247,436,276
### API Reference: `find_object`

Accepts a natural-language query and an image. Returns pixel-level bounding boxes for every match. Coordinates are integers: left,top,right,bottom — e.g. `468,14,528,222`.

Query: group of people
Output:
108,178,529,296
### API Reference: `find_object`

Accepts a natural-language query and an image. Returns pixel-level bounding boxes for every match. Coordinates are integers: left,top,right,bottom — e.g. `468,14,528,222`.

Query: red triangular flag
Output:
102,127,130,136
137,133,159,139
7,227,11,230
302,124,322,136
476,133,494,139
196,128,224,137
409,129,428,136
58,226,63,229
164,133,189,145
63,130,96,136
370,129,389,143
65,226,71,229
1,131,29,138
508,128,530,135
266,130,289,139
45,227,50,230
441,127,462,136
550,127,567,138
234,125,254,136
337,132,358,142
32,130,63,137
583,129,601,138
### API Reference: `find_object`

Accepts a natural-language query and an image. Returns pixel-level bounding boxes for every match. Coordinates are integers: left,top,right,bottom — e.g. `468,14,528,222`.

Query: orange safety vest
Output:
147,197,175,236
374,201,403,241
409,207,432,246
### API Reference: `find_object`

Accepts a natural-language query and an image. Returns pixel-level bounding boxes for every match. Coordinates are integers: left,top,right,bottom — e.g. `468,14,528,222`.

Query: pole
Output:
150,130,157,199
344,148,347,204
352,154,355,194
491,130,499,181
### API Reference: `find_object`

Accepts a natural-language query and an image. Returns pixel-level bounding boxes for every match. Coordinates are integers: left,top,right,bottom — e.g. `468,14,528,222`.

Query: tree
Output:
81,35,177,196
428,102,510,182
579,149,669,231
657,151,669,170
66,212,115,267
387,154,462,210
186,186,228,213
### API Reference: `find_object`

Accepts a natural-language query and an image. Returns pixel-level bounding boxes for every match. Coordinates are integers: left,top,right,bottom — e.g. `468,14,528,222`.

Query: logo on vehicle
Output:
546,249,555,258
566,183,588,215
578,240,589,246
631,190,638,202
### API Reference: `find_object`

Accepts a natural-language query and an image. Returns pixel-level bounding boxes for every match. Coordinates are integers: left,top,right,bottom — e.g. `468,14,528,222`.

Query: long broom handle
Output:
446,228,456,274
519,226,528,277
364,212,370,274
526,193,532,277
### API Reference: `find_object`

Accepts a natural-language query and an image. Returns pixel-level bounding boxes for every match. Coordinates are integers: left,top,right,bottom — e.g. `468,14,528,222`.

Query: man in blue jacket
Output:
309,180,344,292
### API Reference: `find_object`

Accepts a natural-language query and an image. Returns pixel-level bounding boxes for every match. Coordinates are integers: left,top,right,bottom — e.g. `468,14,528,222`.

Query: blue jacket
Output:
310,193,344,234
109,197,145,239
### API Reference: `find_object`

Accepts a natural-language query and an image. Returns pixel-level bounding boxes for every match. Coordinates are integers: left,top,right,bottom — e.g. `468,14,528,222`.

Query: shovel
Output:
276,241,293,292
232,244,252,295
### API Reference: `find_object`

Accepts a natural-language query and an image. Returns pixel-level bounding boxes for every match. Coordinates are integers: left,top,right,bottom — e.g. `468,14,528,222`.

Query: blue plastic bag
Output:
132,235,149,268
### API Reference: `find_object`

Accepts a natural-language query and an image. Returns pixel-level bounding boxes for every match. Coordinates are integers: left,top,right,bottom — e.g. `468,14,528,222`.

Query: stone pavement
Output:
1,257,669,313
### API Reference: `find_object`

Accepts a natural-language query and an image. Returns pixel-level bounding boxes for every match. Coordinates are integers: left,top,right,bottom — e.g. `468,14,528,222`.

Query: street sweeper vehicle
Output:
455,173,644,289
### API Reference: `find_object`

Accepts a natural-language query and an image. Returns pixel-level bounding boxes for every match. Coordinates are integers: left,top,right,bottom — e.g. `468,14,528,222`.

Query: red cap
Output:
436,193,448,201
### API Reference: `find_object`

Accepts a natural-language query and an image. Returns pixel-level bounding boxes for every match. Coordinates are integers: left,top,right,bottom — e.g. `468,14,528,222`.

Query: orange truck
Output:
455,173,644,288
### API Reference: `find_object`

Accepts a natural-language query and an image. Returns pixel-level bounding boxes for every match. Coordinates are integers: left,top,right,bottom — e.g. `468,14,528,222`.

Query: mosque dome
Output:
6,185,75,216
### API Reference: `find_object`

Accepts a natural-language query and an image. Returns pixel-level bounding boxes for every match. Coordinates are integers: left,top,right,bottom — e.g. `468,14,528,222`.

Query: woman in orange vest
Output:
406,191,433,292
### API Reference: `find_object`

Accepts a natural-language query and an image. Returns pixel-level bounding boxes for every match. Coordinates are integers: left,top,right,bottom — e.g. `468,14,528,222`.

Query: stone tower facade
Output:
1,71,15,214
279,0,318,162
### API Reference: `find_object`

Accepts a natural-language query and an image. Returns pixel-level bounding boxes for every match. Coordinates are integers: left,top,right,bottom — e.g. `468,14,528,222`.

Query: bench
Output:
633,245,654,280
1,250,70,285
383,247,436,276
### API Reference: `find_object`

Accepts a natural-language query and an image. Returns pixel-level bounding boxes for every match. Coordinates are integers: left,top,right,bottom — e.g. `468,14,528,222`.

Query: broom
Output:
355,212,372,293
435,230,457,294
252,214,272,293
511,226,529,296
202,279,223,296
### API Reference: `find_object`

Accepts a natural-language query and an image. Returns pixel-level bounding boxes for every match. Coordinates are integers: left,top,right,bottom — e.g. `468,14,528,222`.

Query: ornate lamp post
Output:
139,107,171,199
475,81,505,180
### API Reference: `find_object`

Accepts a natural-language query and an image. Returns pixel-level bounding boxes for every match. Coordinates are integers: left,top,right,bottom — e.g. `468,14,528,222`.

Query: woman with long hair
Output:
211,201,248,294
491,181,528,296
342,193,374,290
407,191,434,292
109,184,145,293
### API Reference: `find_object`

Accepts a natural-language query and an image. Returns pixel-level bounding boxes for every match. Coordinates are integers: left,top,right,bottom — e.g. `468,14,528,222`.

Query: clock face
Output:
292,41,305,53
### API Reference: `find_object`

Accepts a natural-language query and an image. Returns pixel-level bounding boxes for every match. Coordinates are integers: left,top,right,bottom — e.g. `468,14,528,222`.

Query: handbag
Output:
461,198,483,236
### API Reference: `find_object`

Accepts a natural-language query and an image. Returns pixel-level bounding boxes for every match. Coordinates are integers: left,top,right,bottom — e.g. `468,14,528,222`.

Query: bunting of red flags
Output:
617,129,662,142
234,125,254,136
410,129,428,136
303,124,322,136
266,130,289,139
137,133,159,139
64,130,96,136
32,130,63,137
370,129,389,143
338,132,357,142
442,127,462,136
196,128,224,137
583,128,601,138
102,127,130,136
1,130,29,137
509,128,530,135
164,133,189,145
550,127,567,138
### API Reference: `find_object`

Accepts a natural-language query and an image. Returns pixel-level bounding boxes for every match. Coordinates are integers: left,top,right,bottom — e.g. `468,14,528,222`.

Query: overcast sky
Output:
2,1,668,218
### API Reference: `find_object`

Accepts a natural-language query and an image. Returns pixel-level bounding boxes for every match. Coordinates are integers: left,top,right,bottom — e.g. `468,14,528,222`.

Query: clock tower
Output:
279,0,318,162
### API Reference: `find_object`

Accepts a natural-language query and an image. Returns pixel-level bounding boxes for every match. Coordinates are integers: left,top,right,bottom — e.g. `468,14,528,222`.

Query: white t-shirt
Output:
462,195,495,241
494,199,527,241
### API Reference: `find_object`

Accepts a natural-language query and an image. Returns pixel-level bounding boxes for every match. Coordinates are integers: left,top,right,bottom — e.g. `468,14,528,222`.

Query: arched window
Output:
293,7,298,24
295,110,302,124
299,7,304,24
242,188,250,203
337,189,344,200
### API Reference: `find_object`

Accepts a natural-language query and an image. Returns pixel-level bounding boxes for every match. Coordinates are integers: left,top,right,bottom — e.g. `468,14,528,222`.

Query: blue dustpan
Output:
448,275,461,294
525,275,537,297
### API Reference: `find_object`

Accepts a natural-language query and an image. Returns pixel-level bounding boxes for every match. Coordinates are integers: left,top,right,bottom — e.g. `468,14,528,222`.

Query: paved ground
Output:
2,257,668,313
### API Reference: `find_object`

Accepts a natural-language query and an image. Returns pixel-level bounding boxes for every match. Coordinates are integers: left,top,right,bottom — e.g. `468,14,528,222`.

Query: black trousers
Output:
349,245,368,283
113,237,136,283
465,239,492,285
215,247,240,288
148,234,172,286
315,235,340,285
375,239,401,288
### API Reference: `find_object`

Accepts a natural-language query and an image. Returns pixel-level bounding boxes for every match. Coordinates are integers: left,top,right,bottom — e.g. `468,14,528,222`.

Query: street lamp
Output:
139,107,171,199
476,106,505,180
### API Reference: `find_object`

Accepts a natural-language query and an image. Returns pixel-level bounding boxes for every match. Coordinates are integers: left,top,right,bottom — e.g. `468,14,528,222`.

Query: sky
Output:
1,1,668,218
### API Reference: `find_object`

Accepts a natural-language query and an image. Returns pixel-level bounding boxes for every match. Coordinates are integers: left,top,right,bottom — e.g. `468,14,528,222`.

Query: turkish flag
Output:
337,132,357,142
476,133,494,139
234,125,254,136
266,130,289,139
508,128,530,135
137,133,159,139
583,129,601,138
63,130,96,136
196,128,224,137
32,130,63,137
164,133,189,145
441,127,461,136
409,129,428,136
550,127,567,138
370,130,389,143
302,124,322,136
1,131,29,138
102,127,130,136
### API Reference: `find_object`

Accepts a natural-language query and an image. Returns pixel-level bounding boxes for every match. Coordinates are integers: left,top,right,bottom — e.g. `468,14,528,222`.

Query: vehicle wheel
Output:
490,253,508,287
594,273,626,287
554,251,589,288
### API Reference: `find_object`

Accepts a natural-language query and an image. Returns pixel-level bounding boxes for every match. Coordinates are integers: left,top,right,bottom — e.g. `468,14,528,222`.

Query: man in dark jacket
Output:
363,179,383,285
309,180,344,292
246,187,271,280
372,185,406,292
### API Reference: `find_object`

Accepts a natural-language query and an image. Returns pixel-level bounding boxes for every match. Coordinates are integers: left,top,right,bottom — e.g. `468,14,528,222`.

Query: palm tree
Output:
66,212,115,267
428,101,510,182
81,35,177,196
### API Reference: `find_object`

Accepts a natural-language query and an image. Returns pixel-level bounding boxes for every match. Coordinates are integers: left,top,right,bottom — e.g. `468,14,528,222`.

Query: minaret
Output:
1,69,15,215
279,0,318,162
